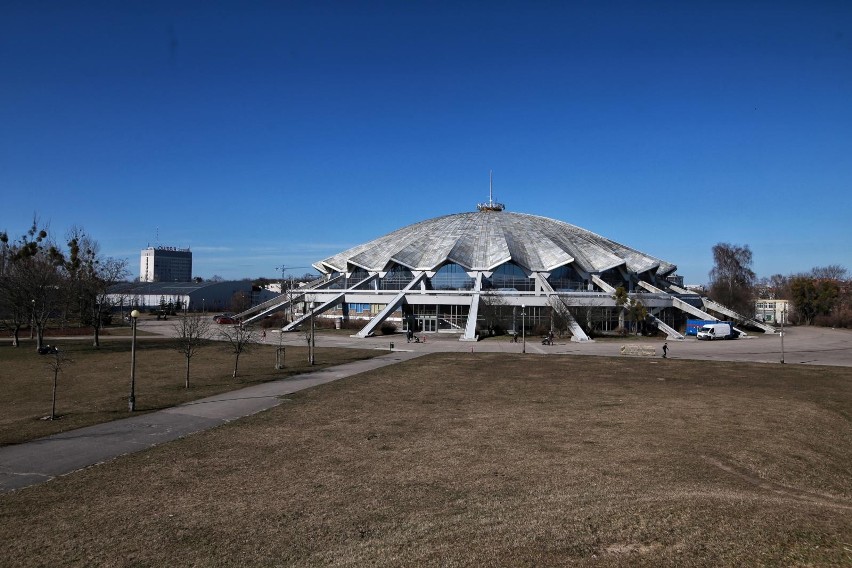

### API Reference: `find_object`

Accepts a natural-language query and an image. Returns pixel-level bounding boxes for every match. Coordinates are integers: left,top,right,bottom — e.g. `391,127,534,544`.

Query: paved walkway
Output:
0,350,423,493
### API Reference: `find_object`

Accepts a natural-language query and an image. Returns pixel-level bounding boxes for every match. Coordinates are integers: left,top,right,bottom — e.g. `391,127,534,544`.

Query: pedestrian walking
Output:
261,330,267,342
662,342,668,358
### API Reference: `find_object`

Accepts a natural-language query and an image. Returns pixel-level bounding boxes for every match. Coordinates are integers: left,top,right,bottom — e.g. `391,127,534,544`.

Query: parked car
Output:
216,316,236,324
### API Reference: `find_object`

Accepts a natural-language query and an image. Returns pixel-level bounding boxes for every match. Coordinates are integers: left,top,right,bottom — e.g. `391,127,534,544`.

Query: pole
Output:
522,304,526,354
780,304,786,364
309,303,315,365
129,312,138,411
276,328,285,369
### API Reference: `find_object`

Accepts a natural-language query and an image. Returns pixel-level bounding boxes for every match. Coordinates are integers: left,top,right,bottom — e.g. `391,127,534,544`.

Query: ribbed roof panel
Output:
315,211,676,276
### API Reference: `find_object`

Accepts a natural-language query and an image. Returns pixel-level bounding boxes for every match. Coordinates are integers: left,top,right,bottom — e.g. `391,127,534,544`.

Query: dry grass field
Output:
1,353,850,566
0,339,379,445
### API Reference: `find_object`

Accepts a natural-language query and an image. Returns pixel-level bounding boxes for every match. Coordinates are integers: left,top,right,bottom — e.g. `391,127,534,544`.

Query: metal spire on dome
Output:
477,170,505,211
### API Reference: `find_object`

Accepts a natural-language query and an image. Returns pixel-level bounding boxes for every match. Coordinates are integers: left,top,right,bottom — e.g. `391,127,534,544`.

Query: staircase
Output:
234,274,344,324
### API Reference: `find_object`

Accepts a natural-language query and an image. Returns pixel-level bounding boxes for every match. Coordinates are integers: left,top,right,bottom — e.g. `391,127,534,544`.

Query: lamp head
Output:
130,309,140,318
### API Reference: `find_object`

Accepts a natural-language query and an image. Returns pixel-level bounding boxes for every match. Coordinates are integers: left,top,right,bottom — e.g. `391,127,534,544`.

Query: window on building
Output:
484,262,533,291
547,264,583,292
429,263,474,290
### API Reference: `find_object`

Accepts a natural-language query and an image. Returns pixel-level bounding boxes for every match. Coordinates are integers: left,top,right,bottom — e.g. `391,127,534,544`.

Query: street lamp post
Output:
129,309,140,411
309,302,315,365
780,304,786,364
30,299,35,340
521,304,526,354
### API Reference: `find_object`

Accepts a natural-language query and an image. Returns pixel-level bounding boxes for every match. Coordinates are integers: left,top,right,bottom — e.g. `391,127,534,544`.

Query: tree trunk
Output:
93,324,100,348
12,327,20,347
233,353,240,378
36,325,44,351
185,357,191,388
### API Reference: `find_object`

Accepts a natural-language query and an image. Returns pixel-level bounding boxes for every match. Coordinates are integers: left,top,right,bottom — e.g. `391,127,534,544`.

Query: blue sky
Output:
2,1,850,284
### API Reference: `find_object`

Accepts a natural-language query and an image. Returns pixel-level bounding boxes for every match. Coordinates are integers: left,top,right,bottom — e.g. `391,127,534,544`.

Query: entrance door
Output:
418,317,436,332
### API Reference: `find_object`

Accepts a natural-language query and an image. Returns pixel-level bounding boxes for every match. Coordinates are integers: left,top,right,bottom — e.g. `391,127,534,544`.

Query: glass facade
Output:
598,268,624,290
547,264,584,292
428,263,474,290
408,304,470,332
380,265,414,290
483,262,534,291
328,268,372,290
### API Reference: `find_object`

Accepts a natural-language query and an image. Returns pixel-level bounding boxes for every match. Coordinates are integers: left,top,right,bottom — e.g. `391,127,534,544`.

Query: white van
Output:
697,323,736,340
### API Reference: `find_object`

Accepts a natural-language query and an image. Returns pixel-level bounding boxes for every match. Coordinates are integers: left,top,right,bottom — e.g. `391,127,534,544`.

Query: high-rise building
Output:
140,246,192,282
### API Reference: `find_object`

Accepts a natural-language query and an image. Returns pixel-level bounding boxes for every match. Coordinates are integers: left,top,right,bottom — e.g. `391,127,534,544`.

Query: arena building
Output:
238,196,774,341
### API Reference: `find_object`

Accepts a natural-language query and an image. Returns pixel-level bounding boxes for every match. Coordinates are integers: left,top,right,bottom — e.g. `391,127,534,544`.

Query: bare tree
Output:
810,265,847,281
220,325,254,378
613,286,629,334
566,298,611,337
63,227,128,347
90,257,129,347
0,221,64,350
230,291,251,313
479,291,508,336
45,347,72,420
173,313,212,388
2,221,129,349
548,296,572,337
627,298,648,335
708,243,756,317
757,274,790,300
0,247,31,346
59,228,129,347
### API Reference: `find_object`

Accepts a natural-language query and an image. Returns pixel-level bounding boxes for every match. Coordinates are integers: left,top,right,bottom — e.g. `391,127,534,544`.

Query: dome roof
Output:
315,211,676,276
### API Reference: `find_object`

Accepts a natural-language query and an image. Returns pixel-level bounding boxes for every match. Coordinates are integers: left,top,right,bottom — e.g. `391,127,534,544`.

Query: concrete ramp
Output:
591,274,616,293
236,274,343,324
539,279,591,342
353,273,425,338
650,315,684,340
647,281,776,334
702,298,776,333
461,293,480,341
282,293,345,331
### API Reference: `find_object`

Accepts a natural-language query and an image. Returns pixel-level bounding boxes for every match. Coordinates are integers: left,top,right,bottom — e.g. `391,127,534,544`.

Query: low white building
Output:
107,281,277,313
755,298,790,324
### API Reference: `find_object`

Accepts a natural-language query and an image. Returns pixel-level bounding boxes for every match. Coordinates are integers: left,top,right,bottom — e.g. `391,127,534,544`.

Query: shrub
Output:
379,322,397,335
532,324,551,336
813,308,852,328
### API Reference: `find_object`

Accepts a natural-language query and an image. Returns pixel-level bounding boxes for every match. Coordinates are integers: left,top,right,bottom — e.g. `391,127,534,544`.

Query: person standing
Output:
662,342,668,358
